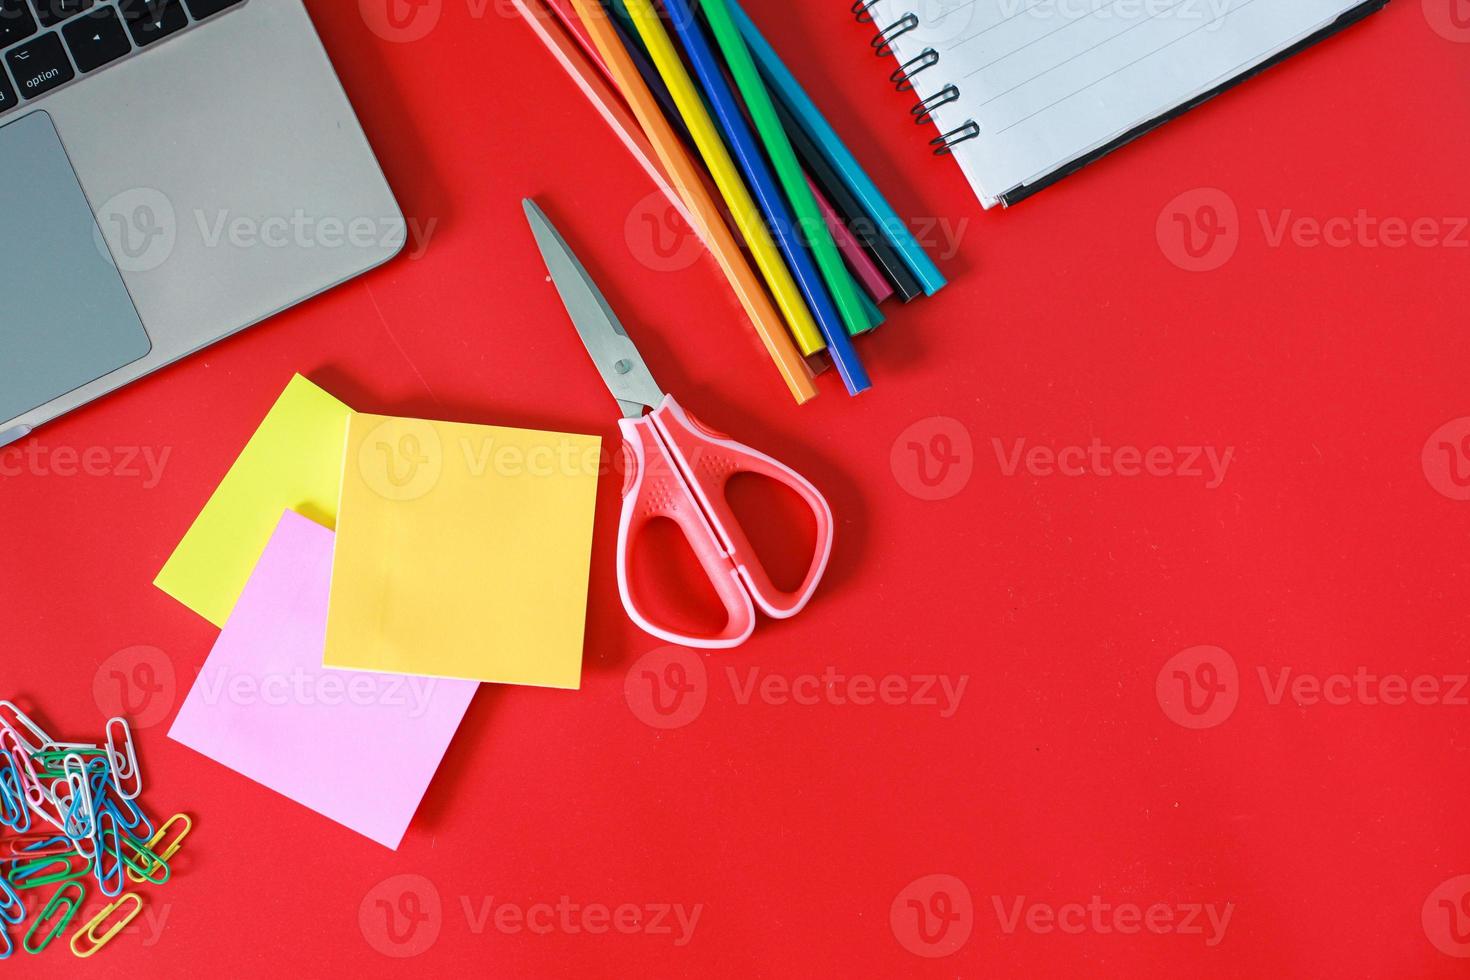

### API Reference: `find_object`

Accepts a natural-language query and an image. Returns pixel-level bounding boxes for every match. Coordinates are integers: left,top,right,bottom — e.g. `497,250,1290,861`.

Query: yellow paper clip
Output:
126,812,191,884
70,892,143,958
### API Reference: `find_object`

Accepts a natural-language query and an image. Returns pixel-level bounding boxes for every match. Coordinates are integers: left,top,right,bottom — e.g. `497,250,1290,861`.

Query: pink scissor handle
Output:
616,396,834,649
651,397,833,619
618,411,758,649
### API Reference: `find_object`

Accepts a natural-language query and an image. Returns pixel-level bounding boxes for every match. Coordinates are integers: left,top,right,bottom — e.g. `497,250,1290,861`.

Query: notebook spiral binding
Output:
851,1,980,156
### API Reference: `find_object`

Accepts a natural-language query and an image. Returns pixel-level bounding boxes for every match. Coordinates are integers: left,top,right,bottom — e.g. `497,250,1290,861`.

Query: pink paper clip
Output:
5,834,74,858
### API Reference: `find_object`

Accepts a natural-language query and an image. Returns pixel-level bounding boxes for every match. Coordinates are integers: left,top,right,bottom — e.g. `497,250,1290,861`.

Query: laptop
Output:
0,0,402,447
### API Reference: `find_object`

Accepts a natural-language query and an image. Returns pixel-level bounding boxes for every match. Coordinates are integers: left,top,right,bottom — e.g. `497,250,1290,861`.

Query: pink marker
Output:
808,175,895,305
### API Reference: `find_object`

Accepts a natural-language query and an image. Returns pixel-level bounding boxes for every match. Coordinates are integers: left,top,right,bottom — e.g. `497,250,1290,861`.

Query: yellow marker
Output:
569,0,816,404
619,0,825,358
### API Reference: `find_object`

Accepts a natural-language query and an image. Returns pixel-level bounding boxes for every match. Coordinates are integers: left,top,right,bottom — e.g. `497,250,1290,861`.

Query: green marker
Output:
700,0,874,337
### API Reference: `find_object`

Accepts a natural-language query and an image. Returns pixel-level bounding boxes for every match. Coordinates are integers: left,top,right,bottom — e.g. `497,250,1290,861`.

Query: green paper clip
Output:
34,750,107,780
103,832,170,887
22,881,85,954
9,852,94,890
128,813,190,885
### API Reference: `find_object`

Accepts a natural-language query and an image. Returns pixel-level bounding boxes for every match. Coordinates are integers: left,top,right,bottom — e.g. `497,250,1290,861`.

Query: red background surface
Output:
4,0,1469,975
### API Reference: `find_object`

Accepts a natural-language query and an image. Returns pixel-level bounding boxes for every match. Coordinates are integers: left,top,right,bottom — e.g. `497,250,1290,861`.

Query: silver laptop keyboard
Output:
0,0,244,116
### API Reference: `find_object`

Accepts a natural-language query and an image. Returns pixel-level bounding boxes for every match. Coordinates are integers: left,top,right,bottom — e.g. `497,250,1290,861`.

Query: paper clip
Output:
24,787,69,840
32,748,107,779
0,876,23,925
33,747,107,766
11,833,74,858
70,892,143,959
106,828,170,887
105,717,142,801
0,727,42,808
0,700,52,755
92,808,126,897
97,789,154,842
0,702,92,758
0,764,29,832
127,813,191,884
22,881,85,955
49,781,93,860
9,849,94,890
0,924,12,961
61,754,98,841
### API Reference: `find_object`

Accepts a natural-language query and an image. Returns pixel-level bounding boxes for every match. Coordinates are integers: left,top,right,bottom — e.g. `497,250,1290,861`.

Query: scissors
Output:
523,199,833,650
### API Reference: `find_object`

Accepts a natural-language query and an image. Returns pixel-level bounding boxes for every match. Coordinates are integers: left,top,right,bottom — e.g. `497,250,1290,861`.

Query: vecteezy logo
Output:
92,646,176,730
360,0,442,42
1424,0,1470,42
911,0,979,44
380,436,429,487
1157,188,1240,272
891,417,975,501
890,874,974,958
359,418,443,502
624,646,708,730
1423,875,1470,957
1422,418,1470,500
360,874,442,958
624,191,705,273
94,188,177,273
1156,646,1239,730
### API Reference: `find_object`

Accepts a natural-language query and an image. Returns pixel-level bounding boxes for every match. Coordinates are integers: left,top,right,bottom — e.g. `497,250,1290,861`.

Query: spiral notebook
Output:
859,0,1389,208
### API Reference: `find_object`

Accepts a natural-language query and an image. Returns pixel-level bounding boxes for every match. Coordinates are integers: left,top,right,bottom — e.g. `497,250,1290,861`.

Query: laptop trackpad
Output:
0,112,150,423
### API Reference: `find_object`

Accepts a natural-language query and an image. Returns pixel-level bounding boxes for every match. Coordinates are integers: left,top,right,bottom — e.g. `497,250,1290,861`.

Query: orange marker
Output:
513,0,692,230
566,0,818,405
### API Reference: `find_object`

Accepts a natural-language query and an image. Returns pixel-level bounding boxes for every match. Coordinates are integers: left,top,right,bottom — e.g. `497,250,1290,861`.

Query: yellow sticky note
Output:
154,375,352,627
324,414,602,689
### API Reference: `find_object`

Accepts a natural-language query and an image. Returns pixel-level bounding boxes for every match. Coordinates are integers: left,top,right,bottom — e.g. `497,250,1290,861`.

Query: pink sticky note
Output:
169,510,478,849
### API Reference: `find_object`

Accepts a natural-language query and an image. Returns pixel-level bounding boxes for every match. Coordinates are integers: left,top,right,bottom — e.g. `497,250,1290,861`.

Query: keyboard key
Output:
0,64,16,114
34,0,94,29
184,0,244,18
5,33,75,99
0,0,37,47
118,0,187,46
63,7,130,73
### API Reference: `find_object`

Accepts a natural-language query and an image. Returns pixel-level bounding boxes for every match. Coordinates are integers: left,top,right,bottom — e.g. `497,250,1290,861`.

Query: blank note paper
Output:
155,374,353,627
324,414,601,689
169,510,478,850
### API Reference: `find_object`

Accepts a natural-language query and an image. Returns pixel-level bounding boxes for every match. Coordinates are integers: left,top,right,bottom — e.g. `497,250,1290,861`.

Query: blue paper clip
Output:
0,876,23,925
17,834,71,856
0,764,28,833
92,808,126,898
61,754,98,842
0,730,41,811
98,789,153,842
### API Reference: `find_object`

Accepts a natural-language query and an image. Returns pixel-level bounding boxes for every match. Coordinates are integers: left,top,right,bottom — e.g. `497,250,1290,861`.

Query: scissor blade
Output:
523,199,665,419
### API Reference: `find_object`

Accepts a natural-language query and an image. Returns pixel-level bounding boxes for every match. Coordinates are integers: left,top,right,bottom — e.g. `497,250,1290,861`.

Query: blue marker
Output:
660,0,871,395
726,0,947,296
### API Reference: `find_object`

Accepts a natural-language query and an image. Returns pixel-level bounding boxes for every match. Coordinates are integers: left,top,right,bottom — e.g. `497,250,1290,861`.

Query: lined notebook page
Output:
873,0,1371,206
